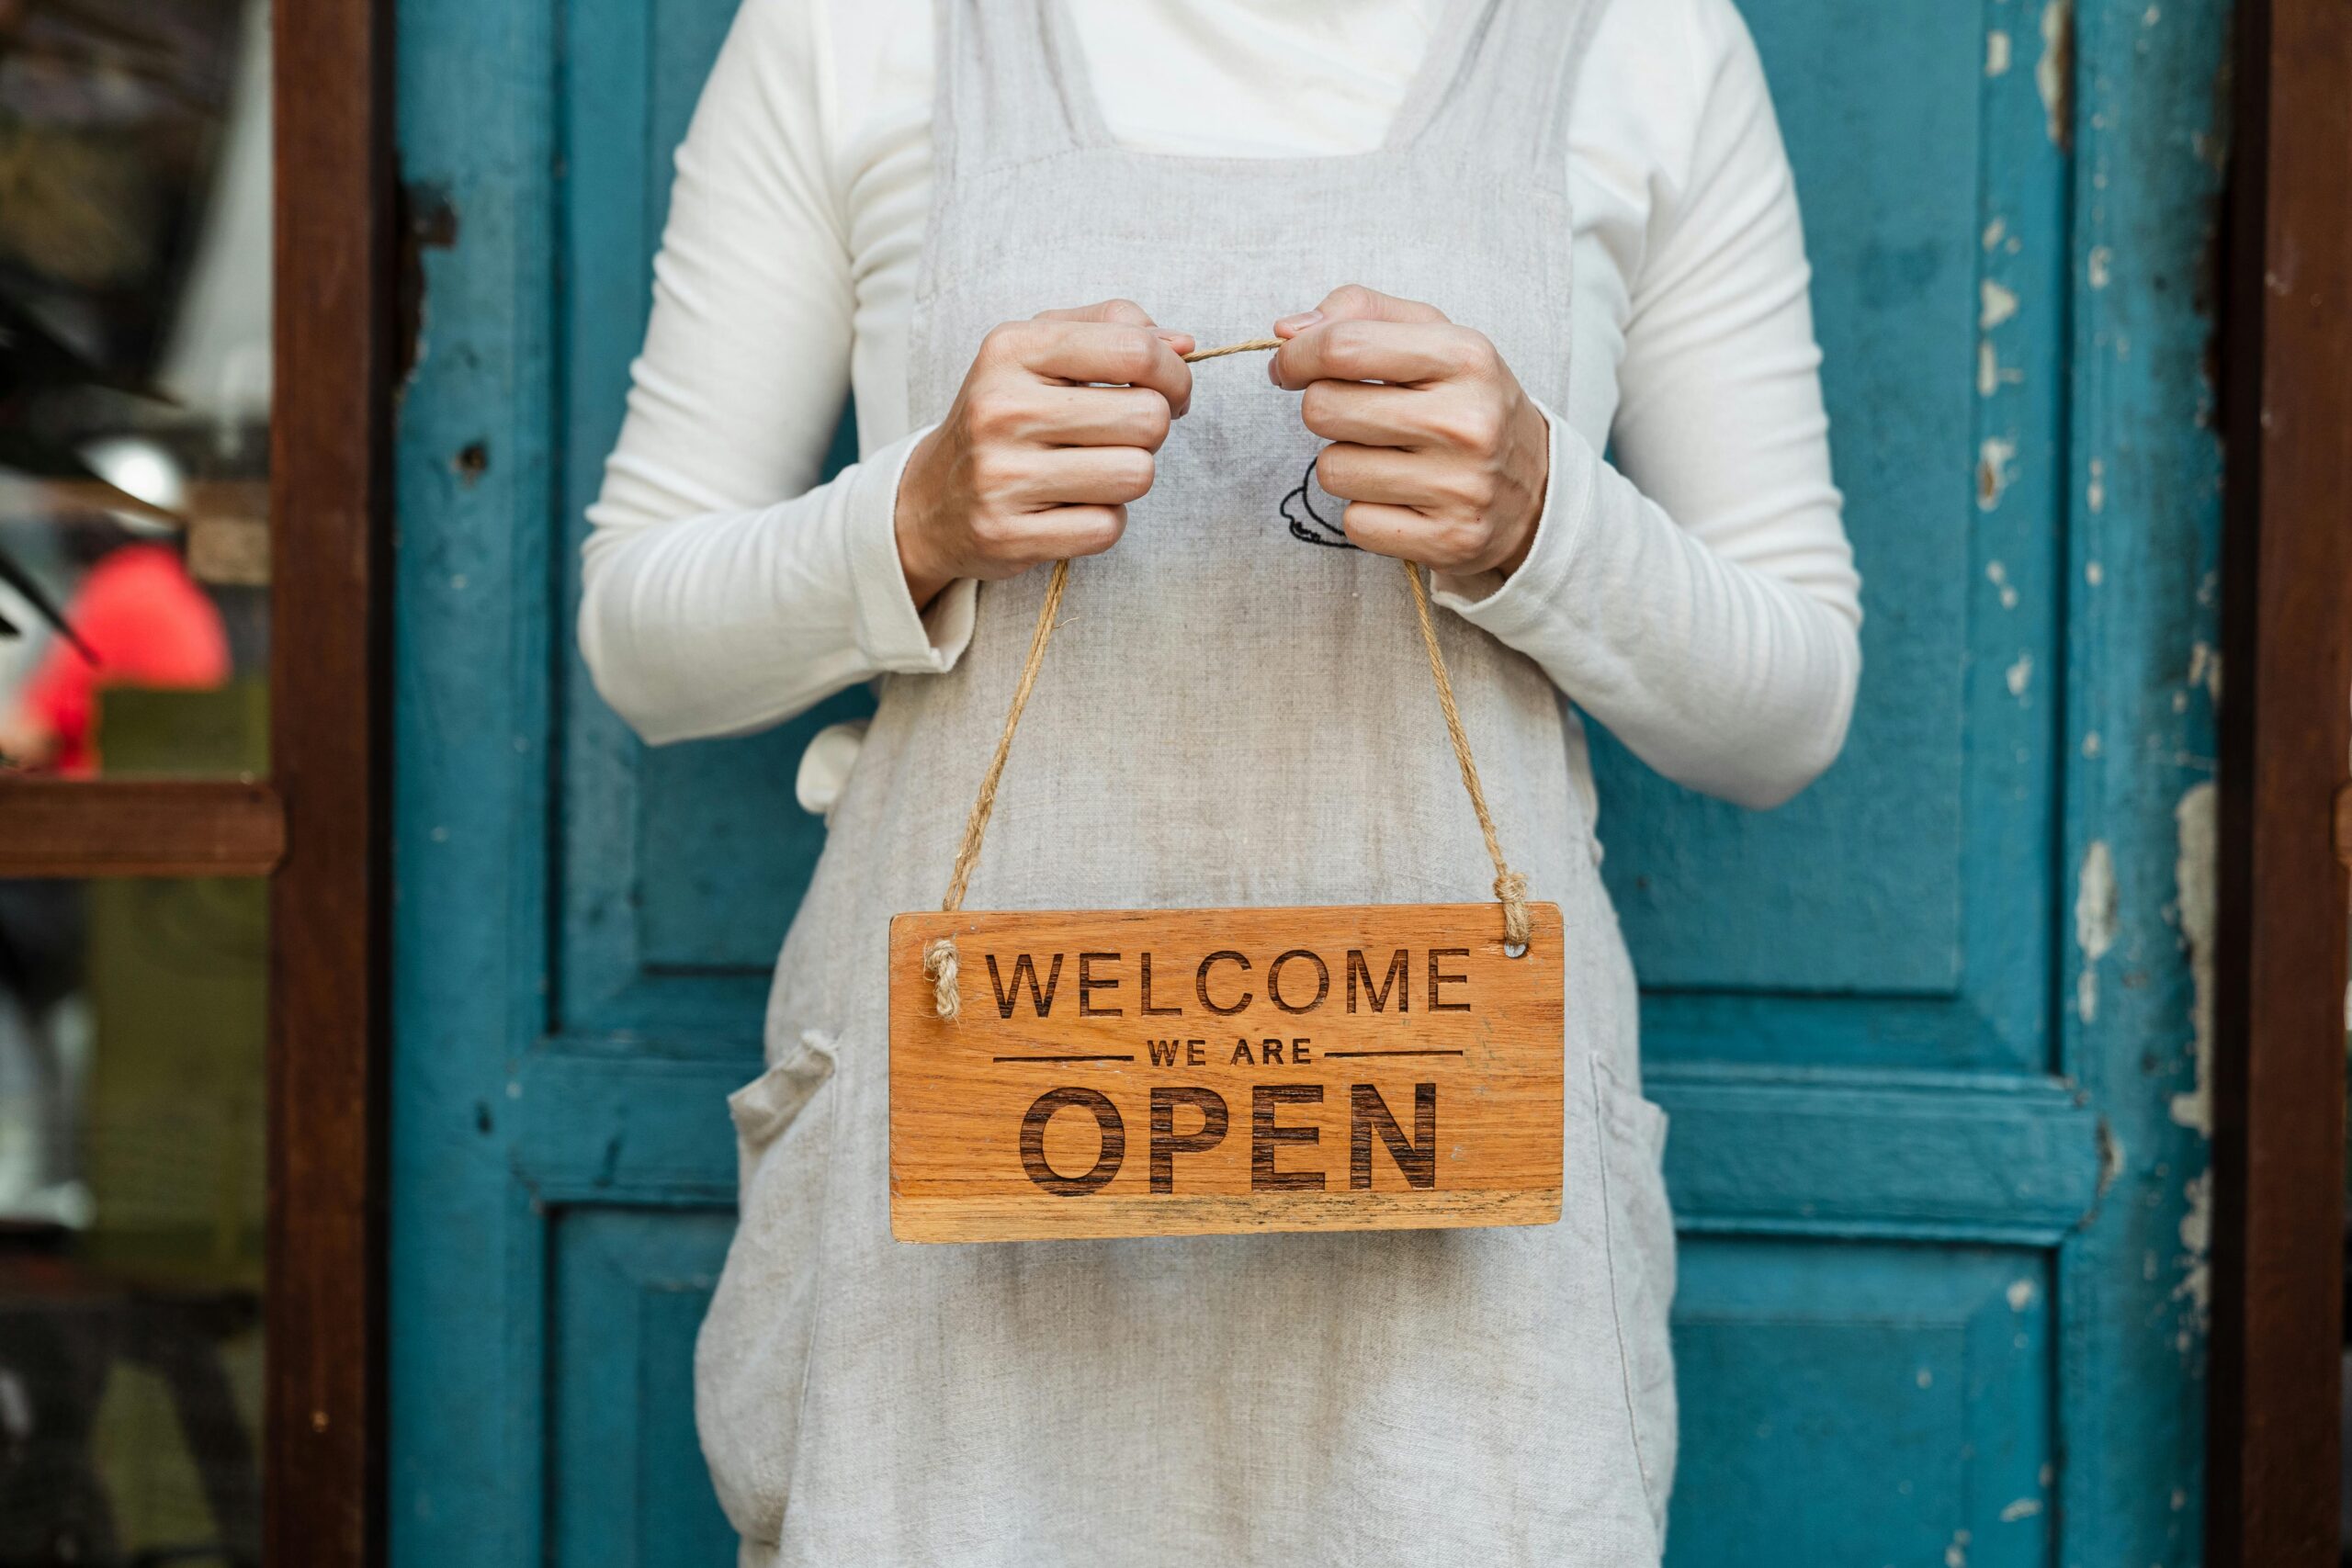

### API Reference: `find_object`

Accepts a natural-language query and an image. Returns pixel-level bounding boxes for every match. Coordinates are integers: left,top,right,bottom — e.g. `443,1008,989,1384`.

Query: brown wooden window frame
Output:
0,0,390,1561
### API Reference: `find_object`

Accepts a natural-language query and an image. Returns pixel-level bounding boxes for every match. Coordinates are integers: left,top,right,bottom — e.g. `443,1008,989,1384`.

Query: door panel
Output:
549,1211,737,1566
390,0,2226,1562
1669,1241,2056,1567
555,0,864,1043
1598,0,1995,1003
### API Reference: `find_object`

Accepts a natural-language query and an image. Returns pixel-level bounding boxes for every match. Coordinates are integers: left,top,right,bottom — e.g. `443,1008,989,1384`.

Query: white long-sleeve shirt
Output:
581,0,1862,814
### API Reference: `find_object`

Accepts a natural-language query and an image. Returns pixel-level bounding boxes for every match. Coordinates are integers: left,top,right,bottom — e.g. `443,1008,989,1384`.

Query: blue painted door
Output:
390,1,2226,1562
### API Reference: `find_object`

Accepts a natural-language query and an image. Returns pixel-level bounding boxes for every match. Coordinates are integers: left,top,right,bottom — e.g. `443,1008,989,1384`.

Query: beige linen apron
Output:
699,1,1677,1560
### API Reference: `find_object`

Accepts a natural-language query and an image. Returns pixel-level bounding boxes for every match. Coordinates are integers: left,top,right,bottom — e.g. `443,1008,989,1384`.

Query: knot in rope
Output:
1492,870,1531,950
922,935,961,1022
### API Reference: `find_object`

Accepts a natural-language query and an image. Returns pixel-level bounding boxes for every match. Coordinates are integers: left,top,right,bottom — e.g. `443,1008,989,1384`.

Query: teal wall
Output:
390,0,2228,1561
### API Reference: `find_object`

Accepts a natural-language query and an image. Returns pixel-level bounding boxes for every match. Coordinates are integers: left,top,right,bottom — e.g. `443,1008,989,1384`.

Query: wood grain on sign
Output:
889,904,1565,1242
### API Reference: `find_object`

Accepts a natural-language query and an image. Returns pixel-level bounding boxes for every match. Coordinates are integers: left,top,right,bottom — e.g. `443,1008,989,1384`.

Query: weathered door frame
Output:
343,0,2352,1561
2207,0,2352,1561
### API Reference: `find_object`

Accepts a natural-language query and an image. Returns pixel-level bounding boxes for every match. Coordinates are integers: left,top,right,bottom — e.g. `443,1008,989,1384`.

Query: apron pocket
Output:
696,1029,841,1547
727,1029,838,1174
1593,1055,1679,1550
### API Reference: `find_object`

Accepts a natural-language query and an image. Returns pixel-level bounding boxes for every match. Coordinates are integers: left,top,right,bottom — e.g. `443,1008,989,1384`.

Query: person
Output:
580,1,1861,1562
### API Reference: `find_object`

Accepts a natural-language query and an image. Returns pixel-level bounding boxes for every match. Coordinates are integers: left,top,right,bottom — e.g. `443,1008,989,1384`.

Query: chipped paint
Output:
2006,1278,2036,1311
1986,28,2013,75
2005,652,2034,699
2175,1168,2211,1335
2075,840,2117,1023
2086,244,2112,288
1978,437,2018,510
1945,1527,1973,1568
2086,456,2107,512
2037,0,2075,148
2168,782,2217,1134
2082,730,2103,759
1978,342,2023,397
1980,279,2020,330
1986,558,2020,608
1983,216,2007,251
2000,1497,2044,1523
2085,559,2104,586
395,181,458,398
2186,640,2222,705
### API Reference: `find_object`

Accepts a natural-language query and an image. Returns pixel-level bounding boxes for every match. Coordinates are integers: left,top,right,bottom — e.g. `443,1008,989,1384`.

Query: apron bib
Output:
697,2,1679,1559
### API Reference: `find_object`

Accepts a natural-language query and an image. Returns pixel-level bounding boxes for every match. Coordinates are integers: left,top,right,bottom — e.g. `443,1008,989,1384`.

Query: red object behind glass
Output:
13,543,230,776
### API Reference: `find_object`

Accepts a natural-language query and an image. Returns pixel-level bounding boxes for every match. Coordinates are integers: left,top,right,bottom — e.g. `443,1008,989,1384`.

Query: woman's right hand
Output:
894,299,1193,609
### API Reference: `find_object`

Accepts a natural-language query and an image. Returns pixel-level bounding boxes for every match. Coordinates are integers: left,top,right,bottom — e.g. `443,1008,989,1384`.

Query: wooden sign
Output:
888,903,1564,1242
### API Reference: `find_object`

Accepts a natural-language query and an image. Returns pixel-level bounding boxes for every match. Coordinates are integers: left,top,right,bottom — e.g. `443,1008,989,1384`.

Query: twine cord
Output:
1396,555,1532,951
922,337,1530,1020
925,554,1072,1021
1181,336,1283,363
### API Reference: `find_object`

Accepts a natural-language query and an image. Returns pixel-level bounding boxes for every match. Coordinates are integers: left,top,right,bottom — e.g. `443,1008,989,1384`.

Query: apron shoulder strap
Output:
1419,0,1617,171
931,0,1090,184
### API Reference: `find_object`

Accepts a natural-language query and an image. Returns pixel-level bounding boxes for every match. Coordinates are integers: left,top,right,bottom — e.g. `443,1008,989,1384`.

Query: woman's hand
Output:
895,299,1194,608
1269,285,1550,578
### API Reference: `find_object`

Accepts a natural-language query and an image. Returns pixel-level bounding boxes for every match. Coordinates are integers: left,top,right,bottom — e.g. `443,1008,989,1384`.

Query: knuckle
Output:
978,321,1028,361
1133,395,1173,448
1099,297,1148,324
1115,449,1156,496
1329,283,1379,315
967,506,1016,549
1442,523,1488,570
1321,323,1373,378
1299,382,1340,432
1431,467,1485,509
1452,331,1499,377
965,388,1021,440
967,445,1021,493
1066,509,1125,556
1435,401,1503,455
1106,329,1157,380
1313,446,1347,495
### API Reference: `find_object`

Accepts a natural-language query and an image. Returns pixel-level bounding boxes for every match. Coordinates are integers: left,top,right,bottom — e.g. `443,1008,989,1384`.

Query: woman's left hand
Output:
1269,284,1551,578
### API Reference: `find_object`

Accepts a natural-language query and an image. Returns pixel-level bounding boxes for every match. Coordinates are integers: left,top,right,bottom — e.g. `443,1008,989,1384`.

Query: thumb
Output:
1274,283,1448,337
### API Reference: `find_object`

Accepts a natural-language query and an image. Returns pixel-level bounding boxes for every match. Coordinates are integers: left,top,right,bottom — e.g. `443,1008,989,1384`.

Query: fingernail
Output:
1267,352,1283,387
1274,310,1323,334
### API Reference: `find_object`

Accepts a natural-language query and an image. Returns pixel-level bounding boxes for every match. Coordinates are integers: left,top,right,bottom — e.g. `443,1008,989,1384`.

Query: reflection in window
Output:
0,0,272,1562
0,0,272,781
0,875,266,1564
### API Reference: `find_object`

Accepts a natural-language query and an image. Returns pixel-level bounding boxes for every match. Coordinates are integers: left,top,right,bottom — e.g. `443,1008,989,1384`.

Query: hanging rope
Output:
1396,553,1532,951
922,555,1071,1021
922,336,1531,1020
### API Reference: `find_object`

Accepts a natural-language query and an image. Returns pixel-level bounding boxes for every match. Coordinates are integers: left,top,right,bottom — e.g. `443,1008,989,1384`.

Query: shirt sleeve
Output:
577,0,972,747
1435,0,1862,809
